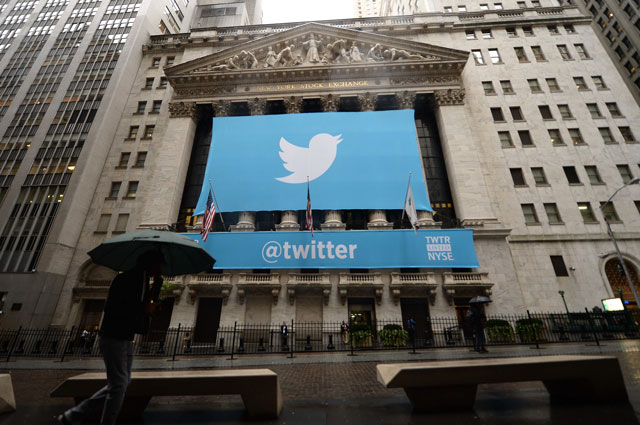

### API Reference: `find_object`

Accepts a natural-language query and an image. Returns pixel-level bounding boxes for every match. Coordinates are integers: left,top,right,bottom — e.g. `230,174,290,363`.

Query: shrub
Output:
379,324,408,347
350,323,372,347
485,319,515,343
515,318,544,343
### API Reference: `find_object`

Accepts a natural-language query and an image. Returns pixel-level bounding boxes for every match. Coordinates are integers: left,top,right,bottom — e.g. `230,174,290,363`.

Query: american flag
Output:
306,181,313,237
201,189,216,242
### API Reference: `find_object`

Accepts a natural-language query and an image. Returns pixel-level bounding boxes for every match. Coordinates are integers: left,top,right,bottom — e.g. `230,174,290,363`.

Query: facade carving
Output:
284,96,303,113
320,94,338,112
213,100,231,117
389,75,460,86
397,91,416,110
168,101,198,119
433,89,466,106
174,86,235,99
248,97,267,115
357,93,376,111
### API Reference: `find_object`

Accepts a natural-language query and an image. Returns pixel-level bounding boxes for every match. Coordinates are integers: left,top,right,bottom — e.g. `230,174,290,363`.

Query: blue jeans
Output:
63,336,134,425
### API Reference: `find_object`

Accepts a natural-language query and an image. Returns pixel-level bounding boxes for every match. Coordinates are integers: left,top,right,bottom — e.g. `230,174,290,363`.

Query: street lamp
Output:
599,177,640,308
558,290,570,314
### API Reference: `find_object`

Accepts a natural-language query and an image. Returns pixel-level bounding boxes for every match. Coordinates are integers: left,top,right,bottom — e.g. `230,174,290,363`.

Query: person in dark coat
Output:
469,303,488,353
57,251,165,425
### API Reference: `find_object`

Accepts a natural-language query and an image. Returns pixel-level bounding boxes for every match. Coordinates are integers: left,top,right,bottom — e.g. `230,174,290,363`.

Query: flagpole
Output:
307,176,313,237
208,178,227,232
401,171,412,223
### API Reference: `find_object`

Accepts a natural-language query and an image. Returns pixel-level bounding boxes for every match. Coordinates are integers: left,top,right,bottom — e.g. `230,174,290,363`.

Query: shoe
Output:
480,349,489,353
56,413,72,425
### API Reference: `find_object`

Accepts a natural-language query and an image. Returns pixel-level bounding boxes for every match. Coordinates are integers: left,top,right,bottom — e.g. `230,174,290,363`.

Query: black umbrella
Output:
469,296,492,304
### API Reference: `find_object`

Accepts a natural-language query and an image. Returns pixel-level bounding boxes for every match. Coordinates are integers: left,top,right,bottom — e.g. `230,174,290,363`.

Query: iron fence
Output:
1,309,638,361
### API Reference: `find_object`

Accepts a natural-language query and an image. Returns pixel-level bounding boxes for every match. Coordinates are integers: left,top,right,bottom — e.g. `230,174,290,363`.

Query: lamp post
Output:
558,290,570,314
599,177,640,308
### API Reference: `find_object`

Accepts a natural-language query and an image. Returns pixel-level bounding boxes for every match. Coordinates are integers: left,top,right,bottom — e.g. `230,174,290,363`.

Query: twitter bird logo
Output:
276,133,343,184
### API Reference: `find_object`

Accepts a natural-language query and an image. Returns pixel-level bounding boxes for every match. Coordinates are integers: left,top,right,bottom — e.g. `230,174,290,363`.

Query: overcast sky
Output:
262,0,354,24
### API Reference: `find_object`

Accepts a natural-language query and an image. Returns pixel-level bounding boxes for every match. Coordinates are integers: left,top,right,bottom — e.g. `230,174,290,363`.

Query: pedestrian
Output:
407,317,416,344
468,303,488,353
57,250,165,425
340,320,350,344
280,321,288,350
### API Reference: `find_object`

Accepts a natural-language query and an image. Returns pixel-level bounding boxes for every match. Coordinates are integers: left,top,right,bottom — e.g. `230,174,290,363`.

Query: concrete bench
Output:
377,355,628,412
50,369,282,419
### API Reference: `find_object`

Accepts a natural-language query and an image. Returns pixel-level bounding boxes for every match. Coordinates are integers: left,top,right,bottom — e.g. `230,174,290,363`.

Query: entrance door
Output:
78,299,105,335
348,298,376,329
400,298,433,344
454,297,473,339
194,298,222,343
149,298,174,342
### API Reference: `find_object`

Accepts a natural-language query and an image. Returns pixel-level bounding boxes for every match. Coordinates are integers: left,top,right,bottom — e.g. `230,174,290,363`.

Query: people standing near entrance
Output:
57,251,165,425
468,304,488,353
407,317,416,345
340,320,350,344
280,321,289,351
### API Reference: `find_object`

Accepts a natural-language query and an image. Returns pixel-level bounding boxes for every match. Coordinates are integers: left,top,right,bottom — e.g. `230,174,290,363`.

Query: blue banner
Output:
195,110,432,214
183,229,479,269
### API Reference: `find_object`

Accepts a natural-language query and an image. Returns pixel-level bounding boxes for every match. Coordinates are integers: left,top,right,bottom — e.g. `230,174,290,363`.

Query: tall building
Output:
0,0,639,342
354,0,380,17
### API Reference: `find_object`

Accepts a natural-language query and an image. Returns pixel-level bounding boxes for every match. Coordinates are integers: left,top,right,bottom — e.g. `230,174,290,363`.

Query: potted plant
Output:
379,324,408,347
350,323,373,348
485,319,515,343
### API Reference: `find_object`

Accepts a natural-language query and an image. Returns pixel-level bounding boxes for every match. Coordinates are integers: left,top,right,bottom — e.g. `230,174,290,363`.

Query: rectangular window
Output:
564,24,576,33
550,255,569,276
619,126,636,142
617,164,634,183
521,203,539,224
159,77,168,88
136,101,146,114
544,203,563,223
96,214,111,233
152,100,162,113
514,47,528,62
166,56,175,66
531,0,540,7
574,44,589,59
523,26,534,36
546,78,560,91
488,48,502,63
127,126,139,140
548,25,559,34
506,26,517,36
481,29,492,39
494,3,503,9
472,50,485,65
531,167,548,184
585,165,603,184
500,80,514,94
499,131,513,147
466,30,476,40
558,104,573,119
573,77,588,90
143,125,155,139
152,57,161,67
578,202,597,222
517,1,526,8
518,130,534,146
510,168,526,186
557,44,572,60
444,6,453,12
563,166,581,184
109,182,121,198
539,105,554,120
601,202,621,222
480,3,489,9
549,129,564,145
569,128,584,145
599,127,616,144
135,152,147,167
114,214,129,233
458,5,467,12
482,81,496,95
126,181,139,198
592,75,607,89
510,106,524,121
587,103,603,118
491,107,505,121
117,152,130,168
528,79,542,92
635,200,640,215
606,102,623,117
144,78,154,89
531,46,545,61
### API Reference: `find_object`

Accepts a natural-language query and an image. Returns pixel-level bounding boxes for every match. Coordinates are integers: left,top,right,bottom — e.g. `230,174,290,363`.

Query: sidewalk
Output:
0,341,638,424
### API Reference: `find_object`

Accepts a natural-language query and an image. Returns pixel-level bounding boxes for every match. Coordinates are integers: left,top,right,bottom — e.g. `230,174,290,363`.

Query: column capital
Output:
432,89,466,106
397,91,417,110
213,100,231,117
248,97,267,115
357,92,376,111
168,101,198,120
284,96,303,113
320,94,338,112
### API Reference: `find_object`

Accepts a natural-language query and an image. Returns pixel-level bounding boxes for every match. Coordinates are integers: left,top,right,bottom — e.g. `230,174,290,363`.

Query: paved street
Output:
0,341,638,424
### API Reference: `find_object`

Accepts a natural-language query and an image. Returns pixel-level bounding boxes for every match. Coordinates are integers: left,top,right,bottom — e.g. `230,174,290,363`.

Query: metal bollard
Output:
327,334,335,350
217,337,225,353
258,337,266,352
238,337,245,353
305,335,312,351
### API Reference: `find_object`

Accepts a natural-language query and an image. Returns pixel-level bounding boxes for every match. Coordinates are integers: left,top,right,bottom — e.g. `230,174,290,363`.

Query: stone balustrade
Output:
442,272,493,305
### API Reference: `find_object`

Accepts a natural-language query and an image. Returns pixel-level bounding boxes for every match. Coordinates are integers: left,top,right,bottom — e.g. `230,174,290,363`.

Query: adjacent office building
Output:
0,0,638,342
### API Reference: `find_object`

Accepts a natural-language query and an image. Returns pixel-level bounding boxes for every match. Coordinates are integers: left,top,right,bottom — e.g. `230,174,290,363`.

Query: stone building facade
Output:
1,0,639,335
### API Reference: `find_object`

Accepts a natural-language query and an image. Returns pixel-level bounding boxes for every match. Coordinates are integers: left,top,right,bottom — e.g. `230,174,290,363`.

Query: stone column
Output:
139,101,198,229
357,92,376,111
275,210,300,231
320,94,338,112
396,91,416,110
432,89,499,228
322,210,346,230
213,100,231,117
418,210,439,228
284,96,303,114
231,211,255,232
248,97,266,116
367,210,393,230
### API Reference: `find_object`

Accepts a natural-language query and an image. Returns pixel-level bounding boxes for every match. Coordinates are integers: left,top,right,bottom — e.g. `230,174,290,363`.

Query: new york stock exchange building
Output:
38,7,640,344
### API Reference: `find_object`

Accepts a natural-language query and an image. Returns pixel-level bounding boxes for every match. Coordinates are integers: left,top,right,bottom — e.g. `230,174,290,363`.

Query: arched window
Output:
605,258,640,308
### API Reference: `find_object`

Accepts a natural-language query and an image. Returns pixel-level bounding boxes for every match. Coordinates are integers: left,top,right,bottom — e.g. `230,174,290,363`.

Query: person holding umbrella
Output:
467,296,491,353
57,230,215,425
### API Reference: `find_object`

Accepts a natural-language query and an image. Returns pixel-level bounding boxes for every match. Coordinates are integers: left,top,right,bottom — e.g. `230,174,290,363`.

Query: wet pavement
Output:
0,341,638,424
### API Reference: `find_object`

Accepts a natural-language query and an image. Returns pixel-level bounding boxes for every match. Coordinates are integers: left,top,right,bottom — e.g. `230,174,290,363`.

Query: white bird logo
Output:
276,133,343,184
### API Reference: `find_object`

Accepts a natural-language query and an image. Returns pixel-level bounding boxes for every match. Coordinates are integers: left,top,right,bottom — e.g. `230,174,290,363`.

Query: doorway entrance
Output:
400,298,433,344
194,298,222,343
348,297,376,329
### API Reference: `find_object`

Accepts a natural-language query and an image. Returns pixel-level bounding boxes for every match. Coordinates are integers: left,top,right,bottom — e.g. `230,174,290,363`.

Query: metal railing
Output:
1,310,638,361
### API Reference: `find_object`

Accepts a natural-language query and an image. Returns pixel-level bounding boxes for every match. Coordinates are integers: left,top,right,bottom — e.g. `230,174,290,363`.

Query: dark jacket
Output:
99,268,148,341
